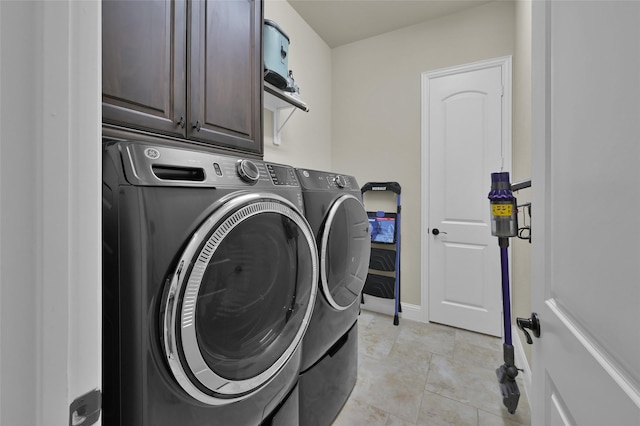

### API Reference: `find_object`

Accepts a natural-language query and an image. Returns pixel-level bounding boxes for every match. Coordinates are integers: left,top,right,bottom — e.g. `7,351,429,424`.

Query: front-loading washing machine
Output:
102,140,318,426
294,168,371,425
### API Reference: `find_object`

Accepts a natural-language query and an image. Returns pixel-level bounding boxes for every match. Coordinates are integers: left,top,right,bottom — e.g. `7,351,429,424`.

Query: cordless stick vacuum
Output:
488,172,520,414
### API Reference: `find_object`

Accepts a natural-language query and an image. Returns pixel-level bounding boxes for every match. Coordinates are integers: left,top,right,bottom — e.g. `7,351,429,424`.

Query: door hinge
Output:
69,388,101,426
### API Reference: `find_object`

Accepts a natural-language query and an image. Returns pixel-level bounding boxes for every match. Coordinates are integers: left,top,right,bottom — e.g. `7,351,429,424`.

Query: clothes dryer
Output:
102,140,318,426
294,168,370,424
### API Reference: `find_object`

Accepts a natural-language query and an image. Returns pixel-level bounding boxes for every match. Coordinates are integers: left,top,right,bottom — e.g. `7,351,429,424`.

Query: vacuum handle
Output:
516,313,540,344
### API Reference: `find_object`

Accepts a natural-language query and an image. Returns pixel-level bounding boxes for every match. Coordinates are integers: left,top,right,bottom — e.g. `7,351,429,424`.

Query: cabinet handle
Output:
192,120,201,132
177,116,185,128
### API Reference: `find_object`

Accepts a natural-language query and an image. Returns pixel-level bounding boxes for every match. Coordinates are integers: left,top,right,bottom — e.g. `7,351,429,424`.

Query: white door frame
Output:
420,56,513,324
0,2,102,424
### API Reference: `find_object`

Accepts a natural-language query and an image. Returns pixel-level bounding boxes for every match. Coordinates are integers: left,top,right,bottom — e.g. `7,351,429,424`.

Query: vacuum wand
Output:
500,244,512,346
488,172,520,415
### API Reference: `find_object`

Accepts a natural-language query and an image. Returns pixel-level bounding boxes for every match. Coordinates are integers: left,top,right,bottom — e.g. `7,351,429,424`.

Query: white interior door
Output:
422,57,511,337
531,1,640,424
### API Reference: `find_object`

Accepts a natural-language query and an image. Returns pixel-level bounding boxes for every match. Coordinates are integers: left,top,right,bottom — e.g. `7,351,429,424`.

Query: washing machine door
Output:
162,192,317,405
320,194,371,310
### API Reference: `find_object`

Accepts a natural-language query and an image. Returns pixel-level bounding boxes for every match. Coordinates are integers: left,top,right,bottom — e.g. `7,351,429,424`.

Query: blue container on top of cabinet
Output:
263,19,290,89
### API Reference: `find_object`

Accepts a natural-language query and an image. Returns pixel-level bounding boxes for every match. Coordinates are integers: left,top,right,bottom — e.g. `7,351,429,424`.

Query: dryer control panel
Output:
296,169,359,191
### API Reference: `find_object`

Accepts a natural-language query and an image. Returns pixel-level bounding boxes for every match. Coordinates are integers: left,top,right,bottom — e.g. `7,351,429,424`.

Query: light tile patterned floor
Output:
332,310,531,426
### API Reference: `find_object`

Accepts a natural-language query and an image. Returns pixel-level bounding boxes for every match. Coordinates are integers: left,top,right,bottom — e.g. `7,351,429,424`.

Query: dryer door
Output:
162,192,317,405
320,194,371,310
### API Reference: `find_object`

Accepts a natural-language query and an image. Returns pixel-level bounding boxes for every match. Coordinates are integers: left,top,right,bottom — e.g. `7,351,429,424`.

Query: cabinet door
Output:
190,0,263,155
102,0,187,137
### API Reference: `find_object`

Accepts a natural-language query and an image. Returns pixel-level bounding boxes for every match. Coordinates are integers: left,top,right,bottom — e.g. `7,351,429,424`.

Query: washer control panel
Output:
120,142,300,188
266,163,300,186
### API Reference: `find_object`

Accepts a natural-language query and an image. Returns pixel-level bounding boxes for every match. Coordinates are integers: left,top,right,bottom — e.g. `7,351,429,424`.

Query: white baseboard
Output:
512,324,532,407
360,294,425,323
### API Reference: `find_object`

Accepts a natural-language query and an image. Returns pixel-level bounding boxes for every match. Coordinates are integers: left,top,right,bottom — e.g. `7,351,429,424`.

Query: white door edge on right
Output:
531,1,640,424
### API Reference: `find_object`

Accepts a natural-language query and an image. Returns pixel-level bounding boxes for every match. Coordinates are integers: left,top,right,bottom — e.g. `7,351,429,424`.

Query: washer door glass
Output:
320,194,371,310
162,193,317,405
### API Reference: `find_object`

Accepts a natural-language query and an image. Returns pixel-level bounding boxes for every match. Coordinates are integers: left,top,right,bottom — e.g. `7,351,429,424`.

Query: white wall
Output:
331,1,517,306
0,2,101,425
263,0,333,171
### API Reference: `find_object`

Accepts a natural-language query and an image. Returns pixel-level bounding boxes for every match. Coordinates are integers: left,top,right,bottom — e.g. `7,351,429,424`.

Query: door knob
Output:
516,312,540,344
432,228,447,236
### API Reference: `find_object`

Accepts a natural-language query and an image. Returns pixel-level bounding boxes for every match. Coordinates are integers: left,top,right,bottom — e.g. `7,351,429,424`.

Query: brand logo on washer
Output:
144,148,160,160
372,186,387,191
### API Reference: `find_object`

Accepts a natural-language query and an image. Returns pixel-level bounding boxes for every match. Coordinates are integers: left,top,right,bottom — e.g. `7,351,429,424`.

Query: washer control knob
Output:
236,159,260,184
333,175,346,188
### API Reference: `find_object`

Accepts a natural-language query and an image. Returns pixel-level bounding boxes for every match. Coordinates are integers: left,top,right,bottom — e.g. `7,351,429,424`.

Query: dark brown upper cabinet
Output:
102,0,263,155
